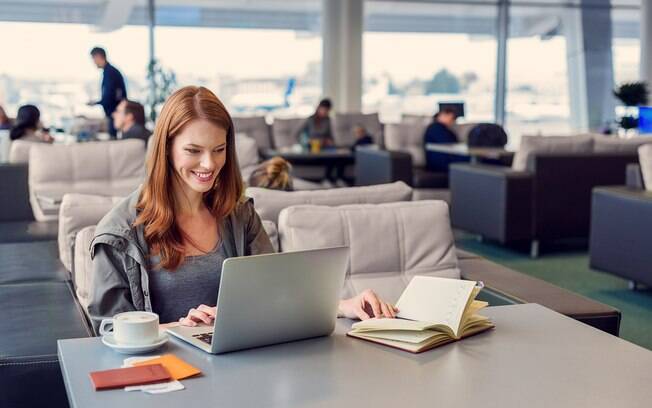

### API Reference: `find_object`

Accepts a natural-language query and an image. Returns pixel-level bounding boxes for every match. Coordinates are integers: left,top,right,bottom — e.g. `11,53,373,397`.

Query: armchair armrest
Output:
589,186,652,287
0,163,34,222
354,146,413,186
626,163,643,189
450,163,533,243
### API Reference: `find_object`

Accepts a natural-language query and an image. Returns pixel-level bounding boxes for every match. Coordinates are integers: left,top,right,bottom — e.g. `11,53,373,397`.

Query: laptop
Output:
166,246,349,354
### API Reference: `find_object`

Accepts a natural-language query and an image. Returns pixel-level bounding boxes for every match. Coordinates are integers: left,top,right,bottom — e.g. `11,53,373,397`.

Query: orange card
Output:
134,354,201,380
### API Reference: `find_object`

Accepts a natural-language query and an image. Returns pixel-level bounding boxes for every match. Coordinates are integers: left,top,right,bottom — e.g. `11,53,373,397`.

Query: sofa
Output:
450,135,641,257
589,144,652,288
28,139,146,221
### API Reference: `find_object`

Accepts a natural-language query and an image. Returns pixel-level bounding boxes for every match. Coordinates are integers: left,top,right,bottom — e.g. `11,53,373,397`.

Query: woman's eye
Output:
185,148,200,154
214,147,226,153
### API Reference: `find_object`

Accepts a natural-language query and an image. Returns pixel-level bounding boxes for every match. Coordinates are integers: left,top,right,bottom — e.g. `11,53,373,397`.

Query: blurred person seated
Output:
0,105,12,130
296,98,334,148
248,156,294,191
9,105,53,143
113,99,151,142
352,124,374,149
423,107,463,172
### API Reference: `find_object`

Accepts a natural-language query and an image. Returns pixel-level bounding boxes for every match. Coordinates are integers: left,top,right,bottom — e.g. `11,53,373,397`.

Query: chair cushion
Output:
28,139,145,221
271,117,303,148
58,193,122,272
235,133,260,168
412,167,449,188
246,181,413,224
593,135,652,154
233,116,271,150
0,241,69,284
639,144,652,191
278,201,460,303
333,112,382,146
384,123,427,167
511,135,594,171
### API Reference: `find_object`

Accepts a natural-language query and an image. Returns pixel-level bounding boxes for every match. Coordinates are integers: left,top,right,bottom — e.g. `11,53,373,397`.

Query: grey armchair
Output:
589,164,652,288
450,152,638,257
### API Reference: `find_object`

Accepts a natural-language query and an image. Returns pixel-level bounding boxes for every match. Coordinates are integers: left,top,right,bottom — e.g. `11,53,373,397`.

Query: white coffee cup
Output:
99,311,159,346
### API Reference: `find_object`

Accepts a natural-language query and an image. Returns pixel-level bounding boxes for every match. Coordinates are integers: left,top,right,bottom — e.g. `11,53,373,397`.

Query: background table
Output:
261,147,354,166
58,304,652,408
426,143,514,164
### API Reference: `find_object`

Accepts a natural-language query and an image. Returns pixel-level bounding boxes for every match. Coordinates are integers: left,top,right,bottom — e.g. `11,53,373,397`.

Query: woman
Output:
9,104,53,142
248,156,294,191
88,86,396,332
296,98,334,147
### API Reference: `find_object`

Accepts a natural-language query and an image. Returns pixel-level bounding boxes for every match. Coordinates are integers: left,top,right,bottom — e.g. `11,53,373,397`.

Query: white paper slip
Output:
122,355,185,394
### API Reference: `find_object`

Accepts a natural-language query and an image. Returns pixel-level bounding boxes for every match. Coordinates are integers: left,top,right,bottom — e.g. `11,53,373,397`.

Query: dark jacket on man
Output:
424,122,467,172
121,123,151,143
99,63,127,117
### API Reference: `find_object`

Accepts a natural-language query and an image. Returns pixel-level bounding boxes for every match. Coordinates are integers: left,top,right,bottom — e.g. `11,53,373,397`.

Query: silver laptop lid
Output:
211,246,349,354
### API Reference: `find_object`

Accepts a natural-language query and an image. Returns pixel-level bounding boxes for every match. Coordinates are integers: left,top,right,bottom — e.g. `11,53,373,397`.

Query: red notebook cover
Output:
89,364,172,390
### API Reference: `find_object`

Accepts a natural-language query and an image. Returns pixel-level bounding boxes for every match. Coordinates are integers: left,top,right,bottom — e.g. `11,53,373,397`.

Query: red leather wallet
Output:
89,364,172,390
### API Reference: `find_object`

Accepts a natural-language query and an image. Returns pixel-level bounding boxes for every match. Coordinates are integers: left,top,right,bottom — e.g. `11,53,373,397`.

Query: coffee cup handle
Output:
99,319,114,337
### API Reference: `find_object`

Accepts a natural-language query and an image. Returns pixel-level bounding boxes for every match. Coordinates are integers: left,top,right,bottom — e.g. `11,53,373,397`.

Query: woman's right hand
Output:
179,304,216,327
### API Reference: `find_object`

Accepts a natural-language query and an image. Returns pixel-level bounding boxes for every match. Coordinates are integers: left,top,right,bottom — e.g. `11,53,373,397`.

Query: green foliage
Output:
146,59,178,122
424,69,460,94
613,81,649,107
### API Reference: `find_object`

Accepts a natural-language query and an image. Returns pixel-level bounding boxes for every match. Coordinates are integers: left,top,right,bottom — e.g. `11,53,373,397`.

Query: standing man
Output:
112,99,151,142
89,47,127,139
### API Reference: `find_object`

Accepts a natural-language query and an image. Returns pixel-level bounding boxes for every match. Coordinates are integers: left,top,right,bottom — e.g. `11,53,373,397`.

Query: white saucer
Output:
102,333,168,355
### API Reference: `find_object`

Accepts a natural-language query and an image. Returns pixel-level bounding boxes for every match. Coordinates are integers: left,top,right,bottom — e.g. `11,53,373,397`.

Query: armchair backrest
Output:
333,112,382,146
8,139,38,163
0,163,34,222
278,200,460,302
246,181,413,225
233,116,271,150
639,144,652,192
384,123,427,167
28,139,145,221
530,152,638,240
271,117,303,148
512,135,594,171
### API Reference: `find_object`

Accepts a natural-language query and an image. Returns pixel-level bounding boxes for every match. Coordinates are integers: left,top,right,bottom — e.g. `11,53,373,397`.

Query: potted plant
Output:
613,82,649,133
146,59,178,122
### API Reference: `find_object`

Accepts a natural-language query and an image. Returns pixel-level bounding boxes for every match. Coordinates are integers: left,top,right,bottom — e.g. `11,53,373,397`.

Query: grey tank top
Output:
148,243,226,324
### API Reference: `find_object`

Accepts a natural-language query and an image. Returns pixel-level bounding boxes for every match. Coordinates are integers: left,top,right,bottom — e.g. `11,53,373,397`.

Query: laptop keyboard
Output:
193,332,213,345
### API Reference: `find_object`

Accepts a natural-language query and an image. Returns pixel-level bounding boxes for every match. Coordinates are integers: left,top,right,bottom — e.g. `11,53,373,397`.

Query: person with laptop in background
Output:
88,86,396,334
423,106,461,172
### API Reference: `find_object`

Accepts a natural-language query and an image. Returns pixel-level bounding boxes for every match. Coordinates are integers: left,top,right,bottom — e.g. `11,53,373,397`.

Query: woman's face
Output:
169,119,228,195
317,106,330,118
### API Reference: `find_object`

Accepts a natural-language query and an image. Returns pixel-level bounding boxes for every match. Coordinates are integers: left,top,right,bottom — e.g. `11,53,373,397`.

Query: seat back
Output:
8,139,38,163
467,123,508,147
271,117,304,148
233,116,271,150
28,140,145,221
278,200,460,302
531,152,638,240
639,144,652,191
333,112,382,146
58,194,122,272
384,123,428,167
246,181,413,225
511,135,594,171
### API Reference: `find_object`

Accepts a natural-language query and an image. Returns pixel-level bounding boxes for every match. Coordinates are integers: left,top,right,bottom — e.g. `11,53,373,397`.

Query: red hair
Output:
134,86,243,270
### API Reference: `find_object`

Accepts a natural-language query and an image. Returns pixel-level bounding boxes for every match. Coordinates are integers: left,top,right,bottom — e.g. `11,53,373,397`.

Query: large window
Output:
612,8,641,85
363,2,498,124
505,6,572,145
0,22,148,129
154,26,322,118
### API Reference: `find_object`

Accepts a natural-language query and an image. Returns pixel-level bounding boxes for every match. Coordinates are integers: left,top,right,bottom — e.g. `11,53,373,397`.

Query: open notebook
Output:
347,276,494,353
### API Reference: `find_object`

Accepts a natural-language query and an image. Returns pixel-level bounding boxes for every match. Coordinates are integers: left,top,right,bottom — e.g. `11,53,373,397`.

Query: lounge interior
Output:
1,0,652,407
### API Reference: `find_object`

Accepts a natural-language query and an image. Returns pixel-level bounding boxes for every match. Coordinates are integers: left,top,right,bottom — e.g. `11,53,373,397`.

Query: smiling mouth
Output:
191,170,214,183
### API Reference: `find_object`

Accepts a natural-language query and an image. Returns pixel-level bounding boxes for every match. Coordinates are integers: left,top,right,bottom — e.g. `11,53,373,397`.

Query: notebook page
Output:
396,276,476,336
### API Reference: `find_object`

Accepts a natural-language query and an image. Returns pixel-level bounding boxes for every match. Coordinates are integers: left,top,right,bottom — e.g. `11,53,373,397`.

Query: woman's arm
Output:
87,243,137,334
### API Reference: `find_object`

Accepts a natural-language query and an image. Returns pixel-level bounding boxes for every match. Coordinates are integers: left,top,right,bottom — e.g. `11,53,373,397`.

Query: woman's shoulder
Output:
94,189,142,240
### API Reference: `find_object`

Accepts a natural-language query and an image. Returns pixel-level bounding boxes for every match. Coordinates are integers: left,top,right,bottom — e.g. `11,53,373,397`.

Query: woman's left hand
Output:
338,289,398,320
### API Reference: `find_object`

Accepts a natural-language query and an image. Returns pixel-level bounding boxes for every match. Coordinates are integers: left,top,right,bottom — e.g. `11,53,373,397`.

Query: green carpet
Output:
455,233,652,351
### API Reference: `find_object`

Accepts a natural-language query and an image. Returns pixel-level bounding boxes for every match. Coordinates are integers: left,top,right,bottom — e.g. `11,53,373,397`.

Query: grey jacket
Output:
88,189,274,333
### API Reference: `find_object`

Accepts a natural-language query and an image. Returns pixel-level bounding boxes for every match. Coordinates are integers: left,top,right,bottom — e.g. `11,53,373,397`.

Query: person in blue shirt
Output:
89,47,127,139
423,107,463,172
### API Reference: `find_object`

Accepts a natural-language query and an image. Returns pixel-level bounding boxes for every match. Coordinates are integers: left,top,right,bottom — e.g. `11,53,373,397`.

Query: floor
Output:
455,232,652,351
